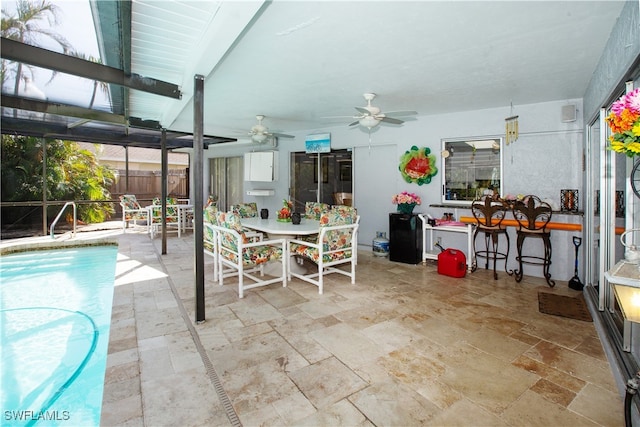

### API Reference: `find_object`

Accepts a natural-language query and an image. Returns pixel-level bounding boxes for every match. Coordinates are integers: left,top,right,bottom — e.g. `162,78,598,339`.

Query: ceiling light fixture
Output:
252,133,268,143
359,116,380,129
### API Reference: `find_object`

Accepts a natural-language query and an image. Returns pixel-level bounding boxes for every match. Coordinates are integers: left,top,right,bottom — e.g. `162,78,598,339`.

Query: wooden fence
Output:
110,169,189,208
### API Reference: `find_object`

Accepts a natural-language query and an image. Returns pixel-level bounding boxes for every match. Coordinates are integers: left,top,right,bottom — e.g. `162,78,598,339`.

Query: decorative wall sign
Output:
305,133,331,153
399,146,438,185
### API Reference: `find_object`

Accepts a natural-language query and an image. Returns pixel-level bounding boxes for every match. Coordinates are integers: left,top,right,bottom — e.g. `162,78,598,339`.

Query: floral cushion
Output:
120,194,142,210
203,224,216,252
203,204,218,224
230,202,258,218
305,202,330,220
289,243,352,263
239,244,282,266
216,211,248,248
152,196,177,206
216,211,281,266
330,205,357,222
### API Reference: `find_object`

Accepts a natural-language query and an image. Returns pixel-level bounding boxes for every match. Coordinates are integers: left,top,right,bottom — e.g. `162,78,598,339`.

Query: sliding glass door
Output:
585,85,638,349
290,150,352,213
209,156,243,211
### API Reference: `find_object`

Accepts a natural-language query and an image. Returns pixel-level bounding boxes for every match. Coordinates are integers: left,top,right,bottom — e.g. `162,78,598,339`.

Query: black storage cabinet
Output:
389,213,423,264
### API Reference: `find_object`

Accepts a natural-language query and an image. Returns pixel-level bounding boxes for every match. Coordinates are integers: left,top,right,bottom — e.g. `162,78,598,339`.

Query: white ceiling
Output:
128,1,626,140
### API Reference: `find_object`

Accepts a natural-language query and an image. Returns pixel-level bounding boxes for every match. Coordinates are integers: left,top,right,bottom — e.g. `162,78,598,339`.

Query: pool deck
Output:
2,225,626,426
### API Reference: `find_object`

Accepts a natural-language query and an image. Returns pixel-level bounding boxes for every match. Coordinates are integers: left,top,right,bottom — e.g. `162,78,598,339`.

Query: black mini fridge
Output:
389,213,423,264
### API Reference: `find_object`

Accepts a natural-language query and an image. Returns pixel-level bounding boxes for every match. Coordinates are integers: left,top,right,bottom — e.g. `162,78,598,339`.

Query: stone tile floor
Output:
100,229,624,426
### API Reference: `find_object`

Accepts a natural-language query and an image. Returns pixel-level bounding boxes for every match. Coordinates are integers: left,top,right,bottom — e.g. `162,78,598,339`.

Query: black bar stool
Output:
471,195,513,280
512,195,555,287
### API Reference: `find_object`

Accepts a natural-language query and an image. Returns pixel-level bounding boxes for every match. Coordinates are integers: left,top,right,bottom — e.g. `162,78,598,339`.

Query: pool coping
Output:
0,229,121,256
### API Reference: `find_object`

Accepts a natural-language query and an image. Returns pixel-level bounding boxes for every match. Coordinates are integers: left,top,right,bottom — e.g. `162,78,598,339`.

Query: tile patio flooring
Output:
99,229,624,426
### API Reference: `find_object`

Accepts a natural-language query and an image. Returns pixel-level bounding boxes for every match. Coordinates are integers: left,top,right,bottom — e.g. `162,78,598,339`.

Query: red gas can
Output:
437,248,467,278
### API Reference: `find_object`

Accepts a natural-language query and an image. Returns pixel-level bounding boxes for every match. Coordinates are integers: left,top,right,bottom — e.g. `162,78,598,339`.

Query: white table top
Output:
241,217,320,236
605,259,640,288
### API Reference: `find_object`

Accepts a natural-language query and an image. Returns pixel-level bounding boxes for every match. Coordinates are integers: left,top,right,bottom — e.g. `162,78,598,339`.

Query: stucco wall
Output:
583,0,640,121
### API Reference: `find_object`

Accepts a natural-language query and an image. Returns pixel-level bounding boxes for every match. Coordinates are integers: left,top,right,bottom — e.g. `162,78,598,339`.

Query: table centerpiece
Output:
277,199,293,222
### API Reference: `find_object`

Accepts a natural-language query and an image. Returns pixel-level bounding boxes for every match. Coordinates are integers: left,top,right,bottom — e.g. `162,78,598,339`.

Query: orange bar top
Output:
458,216,625,235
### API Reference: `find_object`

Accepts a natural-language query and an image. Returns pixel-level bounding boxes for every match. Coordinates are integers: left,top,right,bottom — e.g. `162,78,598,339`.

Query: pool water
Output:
1,246,118,426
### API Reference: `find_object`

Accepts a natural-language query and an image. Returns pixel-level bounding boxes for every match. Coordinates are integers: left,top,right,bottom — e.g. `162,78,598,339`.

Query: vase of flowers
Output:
607,88,640,157
277,199,293,222
392,191,421,214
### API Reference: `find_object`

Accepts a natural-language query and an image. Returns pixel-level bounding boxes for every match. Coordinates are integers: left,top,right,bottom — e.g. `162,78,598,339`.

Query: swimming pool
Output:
1,245,118,426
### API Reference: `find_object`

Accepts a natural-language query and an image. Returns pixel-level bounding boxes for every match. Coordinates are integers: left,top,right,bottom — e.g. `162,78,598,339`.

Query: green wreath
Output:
398,146,438,185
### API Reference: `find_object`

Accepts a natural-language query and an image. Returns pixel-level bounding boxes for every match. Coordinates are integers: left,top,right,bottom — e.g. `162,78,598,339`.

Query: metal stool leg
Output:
542,234,555,287
514,232,525,283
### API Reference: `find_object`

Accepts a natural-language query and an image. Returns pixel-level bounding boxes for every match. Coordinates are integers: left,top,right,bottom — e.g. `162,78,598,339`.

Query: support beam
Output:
42,138,47,236
1,38,181,100
1,94,127,125
161,130,168,255
194,75,205,323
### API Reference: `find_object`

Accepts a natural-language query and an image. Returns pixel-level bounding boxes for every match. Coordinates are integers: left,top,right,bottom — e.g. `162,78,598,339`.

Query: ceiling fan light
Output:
252,133,267,143
359,116,380,129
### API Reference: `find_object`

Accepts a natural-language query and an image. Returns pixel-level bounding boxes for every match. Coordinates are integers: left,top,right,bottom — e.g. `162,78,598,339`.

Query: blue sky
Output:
3,0,109,110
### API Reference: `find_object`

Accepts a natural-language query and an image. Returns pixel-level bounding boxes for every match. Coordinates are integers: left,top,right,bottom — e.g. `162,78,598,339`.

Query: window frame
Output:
441,136,504,205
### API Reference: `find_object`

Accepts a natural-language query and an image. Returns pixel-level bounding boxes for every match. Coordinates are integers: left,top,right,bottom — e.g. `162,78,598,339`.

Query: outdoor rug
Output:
537,291,593,322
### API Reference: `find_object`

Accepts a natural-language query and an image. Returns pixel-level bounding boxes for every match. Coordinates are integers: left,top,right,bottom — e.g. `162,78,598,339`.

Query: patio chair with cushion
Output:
148,197,180,238
203,203,219,282
330,205,360,262
212,211,286,298
287,209,359,294
119,194,149,231
230,202,264,241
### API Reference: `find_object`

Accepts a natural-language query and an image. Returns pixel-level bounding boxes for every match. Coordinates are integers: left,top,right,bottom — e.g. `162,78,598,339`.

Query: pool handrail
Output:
50,201,77,239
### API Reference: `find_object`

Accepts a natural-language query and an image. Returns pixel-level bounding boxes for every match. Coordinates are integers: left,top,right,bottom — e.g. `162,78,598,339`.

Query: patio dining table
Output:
240,217,320,238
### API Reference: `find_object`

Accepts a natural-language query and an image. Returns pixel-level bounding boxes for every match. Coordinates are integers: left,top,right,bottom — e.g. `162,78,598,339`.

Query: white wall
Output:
199,98,585,280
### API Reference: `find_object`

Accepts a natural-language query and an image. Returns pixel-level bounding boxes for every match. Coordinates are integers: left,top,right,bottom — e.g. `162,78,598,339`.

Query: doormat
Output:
537,291,592,322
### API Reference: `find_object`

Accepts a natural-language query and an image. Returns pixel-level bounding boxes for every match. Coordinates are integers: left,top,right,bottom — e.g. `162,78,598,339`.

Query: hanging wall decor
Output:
505,102,519,145
399,146,438,185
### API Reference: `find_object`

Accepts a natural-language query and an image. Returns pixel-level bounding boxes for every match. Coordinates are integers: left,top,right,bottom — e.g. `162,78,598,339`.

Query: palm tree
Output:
1,0,72,96
68,51,111,109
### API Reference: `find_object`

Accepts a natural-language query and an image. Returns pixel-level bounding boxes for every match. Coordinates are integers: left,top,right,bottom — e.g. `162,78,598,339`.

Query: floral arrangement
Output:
607,88,640,157
392,191,422,206
503,194,524,202
277,199,293,221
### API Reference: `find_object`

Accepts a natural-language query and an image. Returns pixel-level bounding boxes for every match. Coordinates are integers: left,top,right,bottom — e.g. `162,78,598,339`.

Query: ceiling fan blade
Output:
348,120,360,126
272,132,294,138
384,110,418,117
380,116,404,125
354,106,371,115
321,115,356,119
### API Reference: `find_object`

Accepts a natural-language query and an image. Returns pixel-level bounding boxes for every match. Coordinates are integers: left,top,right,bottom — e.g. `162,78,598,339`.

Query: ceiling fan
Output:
347,93,417,129
247,115,294,144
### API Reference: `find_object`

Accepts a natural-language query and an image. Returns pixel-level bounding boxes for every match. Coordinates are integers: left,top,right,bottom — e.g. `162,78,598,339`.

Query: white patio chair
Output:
287,209,359,294
119,194,149,231
148,197,181,238
212,211,286,298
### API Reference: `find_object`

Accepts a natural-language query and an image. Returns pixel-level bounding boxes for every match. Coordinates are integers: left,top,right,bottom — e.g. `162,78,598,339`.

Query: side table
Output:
605,259,640,351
